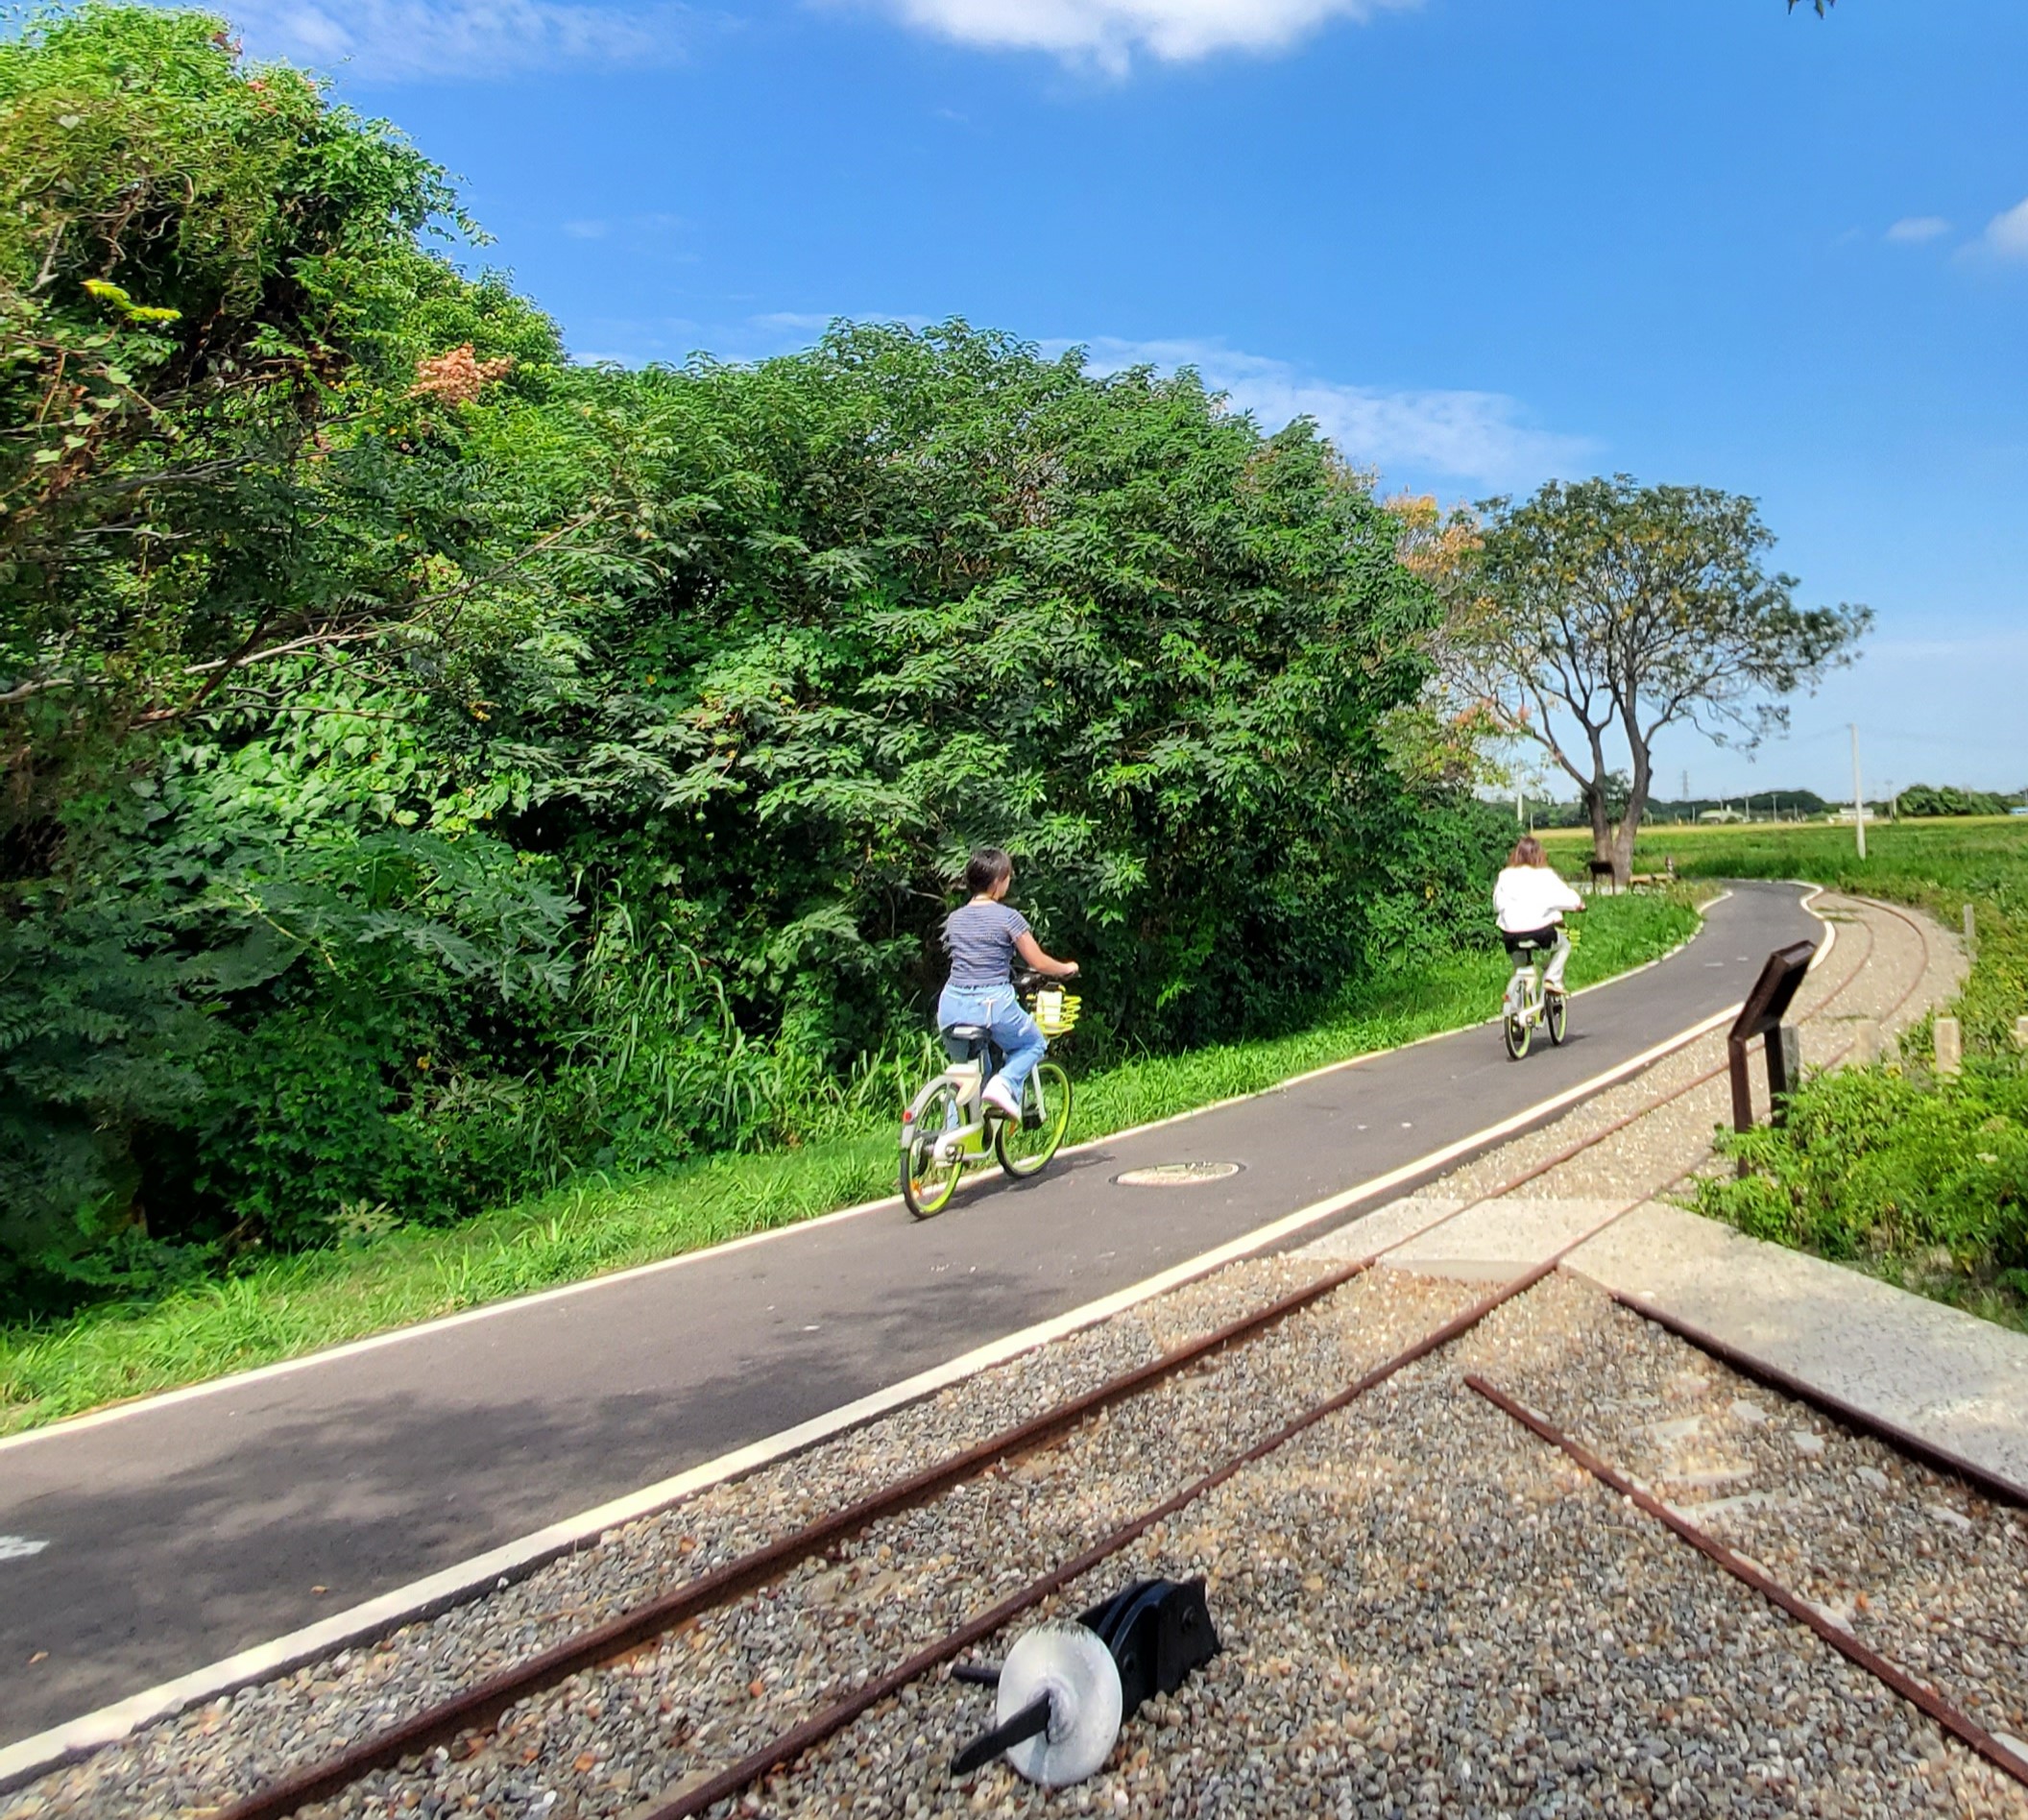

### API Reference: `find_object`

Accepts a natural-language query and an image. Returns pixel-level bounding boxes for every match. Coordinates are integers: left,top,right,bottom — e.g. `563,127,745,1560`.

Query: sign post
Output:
1727,941,1818,1164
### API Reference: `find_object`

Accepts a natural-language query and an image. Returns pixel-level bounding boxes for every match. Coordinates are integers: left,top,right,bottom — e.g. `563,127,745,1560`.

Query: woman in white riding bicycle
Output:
1494,835,1584,995
939,848,1078,1123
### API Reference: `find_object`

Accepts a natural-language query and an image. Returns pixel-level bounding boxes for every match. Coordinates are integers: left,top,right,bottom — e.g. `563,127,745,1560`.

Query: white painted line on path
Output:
0,888,1740,1458
0,1538,48,1564
0,980,1758,1790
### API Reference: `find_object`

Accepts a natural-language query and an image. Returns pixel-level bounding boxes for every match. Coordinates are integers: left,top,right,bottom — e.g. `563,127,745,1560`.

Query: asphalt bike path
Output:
0,882,1818,1748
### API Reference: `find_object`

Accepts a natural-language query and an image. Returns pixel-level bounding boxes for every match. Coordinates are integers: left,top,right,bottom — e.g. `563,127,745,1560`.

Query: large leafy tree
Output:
0,4,585,830
0,8,593,1288
473,324,1463,1056
1458,476,1869,884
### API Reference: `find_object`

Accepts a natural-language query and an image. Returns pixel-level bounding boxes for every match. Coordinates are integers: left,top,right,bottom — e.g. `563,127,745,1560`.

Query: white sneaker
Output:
981,1080,1023,1122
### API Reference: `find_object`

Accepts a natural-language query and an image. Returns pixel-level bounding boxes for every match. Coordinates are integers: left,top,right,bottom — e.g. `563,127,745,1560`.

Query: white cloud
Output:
1985,197,2028,260
867,0,1418,70
1067,338,1593,491
222,1,688,83
1884,215,1950,245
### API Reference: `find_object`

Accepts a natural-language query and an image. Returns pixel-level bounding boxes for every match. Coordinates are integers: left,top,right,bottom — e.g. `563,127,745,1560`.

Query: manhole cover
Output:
1115,1161,1243,1187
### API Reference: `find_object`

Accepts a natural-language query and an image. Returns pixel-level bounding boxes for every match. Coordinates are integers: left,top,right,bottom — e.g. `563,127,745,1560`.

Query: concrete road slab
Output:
1303,1196,1633,1280
1572,1202,2028,1497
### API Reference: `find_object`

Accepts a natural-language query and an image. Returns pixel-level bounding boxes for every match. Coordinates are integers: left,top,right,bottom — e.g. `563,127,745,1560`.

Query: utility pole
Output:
1850,722,1866,860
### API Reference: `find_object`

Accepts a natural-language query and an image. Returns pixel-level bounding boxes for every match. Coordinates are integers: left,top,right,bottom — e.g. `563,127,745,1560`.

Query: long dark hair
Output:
964,847,1013,896
1508,836,1547,867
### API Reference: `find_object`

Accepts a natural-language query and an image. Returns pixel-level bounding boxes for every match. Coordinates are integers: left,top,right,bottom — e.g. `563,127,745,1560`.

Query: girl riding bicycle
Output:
1494,835,1584,995
939,848,1077,1122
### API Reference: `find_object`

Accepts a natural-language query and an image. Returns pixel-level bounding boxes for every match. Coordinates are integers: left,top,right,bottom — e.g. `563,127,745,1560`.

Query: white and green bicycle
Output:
900,972,1079,1219
1500,918,1581,1061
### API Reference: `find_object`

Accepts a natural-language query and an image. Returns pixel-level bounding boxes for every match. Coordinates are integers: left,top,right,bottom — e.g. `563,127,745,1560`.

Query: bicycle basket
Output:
1027,987,1082,1037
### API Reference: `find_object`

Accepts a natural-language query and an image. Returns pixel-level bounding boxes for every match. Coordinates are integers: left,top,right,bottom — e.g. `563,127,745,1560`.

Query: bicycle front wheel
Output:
902,1080,966,1218
995,1062,1073,1180
1547,989,1568,1046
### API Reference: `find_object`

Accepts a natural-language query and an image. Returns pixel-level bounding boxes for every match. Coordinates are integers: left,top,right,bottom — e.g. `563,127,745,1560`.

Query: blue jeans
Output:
937,983,1048,1103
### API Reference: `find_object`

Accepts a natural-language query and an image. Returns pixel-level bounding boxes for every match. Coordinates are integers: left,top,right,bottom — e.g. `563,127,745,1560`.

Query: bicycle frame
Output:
1504,953,1549,1028
912,1057,993,1163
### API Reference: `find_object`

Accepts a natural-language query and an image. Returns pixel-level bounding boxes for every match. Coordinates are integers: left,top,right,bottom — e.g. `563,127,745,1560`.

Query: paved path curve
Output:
0,882,1819,1745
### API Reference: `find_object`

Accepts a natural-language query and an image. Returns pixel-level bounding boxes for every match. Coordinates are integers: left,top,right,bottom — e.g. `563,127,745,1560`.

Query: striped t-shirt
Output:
942,902,1029,988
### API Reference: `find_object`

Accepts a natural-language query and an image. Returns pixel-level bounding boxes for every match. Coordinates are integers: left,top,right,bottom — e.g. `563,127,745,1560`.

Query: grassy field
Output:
0,892,1699,1435
1544,816,2028,1331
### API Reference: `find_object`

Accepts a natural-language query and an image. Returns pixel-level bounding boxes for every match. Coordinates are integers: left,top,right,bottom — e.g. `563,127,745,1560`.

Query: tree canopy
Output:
1450,476,1870,881
1895,784,2020,819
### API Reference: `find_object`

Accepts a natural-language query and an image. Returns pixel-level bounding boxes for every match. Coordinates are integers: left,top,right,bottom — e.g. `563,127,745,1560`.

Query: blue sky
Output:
226,0,2027,800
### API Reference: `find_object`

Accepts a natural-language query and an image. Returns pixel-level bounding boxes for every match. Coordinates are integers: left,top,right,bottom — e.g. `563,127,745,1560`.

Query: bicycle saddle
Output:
942,1024,994,1063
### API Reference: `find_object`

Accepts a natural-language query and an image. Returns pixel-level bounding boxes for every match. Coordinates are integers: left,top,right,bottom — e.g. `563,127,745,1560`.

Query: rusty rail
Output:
217,887,1925,1819
1466,1373,2028,1794
216,1257,1370,1820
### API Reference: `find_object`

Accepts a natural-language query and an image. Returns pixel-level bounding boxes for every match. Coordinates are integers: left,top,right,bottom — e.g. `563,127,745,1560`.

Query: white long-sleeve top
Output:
1493,863,1584,934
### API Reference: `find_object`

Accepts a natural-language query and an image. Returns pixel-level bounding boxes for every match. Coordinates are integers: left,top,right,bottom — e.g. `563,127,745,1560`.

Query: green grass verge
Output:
1543,818,2028,1333
1545,815,2027,1052
0,892,1698,1435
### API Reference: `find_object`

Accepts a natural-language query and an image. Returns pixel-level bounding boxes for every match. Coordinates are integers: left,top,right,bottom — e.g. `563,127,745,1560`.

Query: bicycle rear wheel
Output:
1503,1009,1531,1061
902,1080,966,1218
995,1062,1072,1179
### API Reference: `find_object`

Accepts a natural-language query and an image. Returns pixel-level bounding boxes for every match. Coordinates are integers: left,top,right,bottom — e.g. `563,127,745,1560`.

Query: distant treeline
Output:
1514,785,2023,826
1894,785,2025,819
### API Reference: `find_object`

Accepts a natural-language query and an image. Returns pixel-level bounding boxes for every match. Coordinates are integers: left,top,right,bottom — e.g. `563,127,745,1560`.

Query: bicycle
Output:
1500,920,1581,1061
900,971,1080,1219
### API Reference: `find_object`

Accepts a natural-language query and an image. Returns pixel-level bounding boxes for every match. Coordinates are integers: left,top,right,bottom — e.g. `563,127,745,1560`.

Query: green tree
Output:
471,324,1470,1057
1460,477,1870,885
0,7,592,1297
1896,784,2014,818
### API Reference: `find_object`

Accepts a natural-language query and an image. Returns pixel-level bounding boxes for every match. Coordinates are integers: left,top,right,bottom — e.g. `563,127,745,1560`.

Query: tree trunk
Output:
1608,820,1636,887
1585,781,1613,880
1609,736,1654,887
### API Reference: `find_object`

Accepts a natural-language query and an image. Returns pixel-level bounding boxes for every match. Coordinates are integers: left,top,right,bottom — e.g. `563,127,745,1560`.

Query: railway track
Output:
202,890,2008,1820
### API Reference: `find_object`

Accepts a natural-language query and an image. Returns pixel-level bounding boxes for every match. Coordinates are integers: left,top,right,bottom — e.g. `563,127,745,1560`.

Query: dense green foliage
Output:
1895,784,2021,818
1696,1064,2027,1328
1641,819,2028,1329
1,7,1511,1322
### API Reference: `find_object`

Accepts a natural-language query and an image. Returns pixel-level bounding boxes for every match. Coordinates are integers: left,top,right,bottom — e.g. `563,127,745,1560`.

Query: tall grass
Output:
0,892,1698,1434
